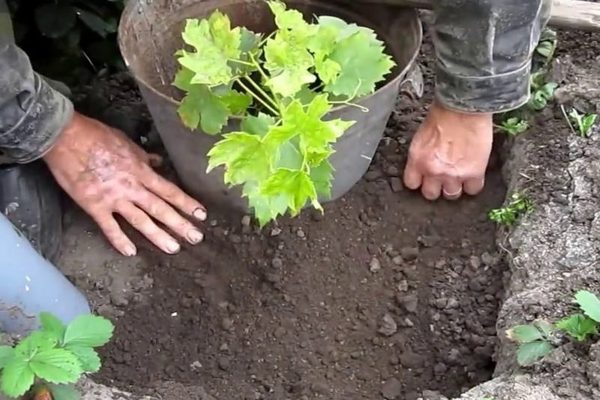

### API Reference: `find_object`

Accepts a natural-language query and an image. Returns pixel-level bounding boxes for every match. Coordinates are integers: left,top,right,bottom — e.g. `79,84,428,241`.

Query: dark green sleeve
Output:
0,0,73,163
433,0,552,113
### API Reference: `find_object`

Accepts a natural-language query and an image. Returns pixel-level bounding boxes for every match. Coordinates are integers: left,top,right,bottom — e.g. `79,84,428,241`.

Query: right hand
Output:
44,113,206,256
403,101,493,201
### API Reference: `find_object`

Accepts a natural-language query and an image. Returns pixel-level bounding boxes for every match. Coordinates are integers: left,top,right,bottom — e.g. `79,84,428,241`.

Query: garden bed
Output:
53,14,600,400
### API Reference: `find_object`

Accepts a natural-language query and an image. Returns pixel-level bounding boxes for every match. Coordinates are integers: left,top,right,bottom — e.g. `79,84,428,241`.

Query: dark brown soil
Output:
93,33,507,400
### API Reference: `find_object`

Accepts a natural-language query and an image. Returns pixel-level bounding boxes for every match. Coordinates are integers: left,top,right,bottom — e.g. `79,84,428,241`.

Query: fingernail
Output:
124,244,137,257
193,207,207,221
166,240,181,254
187,229,204,244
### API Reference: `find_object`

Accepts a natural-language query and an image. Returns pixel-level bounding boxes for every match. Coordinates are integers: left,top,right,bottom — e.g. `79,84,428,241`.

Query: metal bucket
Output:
118,0,422,212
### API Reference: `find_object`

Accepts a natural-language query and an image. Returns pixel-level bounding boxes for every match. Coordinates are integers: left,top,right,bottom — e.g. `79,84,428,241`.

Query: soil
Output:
74,31,508,400
44,9,600,400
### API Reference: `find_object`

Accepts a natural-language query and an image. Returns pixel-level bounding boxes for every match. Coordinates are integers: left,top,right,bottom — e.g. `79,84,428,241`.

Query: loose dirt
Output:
82,34,507,400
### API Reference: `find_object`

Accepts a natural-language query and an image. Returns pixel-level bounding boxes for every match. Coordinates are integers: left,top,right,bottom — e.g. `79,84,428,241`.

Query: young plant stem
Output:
249,53,283,109
235,79,279,116
242,76,280,112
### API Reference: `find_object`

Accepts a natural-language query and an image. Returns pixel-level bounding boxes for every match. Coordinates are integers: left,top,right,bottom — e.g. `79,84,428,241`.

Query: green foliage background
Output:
7,0,125,86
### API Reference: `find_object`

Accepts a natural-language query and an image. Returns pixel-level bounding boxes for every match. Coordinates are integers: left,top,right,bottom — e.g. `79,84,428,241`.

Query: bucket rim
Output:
118,0,423,114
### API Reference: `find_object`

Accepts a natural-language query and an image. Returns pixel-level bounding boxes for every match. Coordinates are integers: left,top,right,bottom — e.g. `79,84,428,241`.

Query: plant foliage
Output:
8,0,125,84
174,1,395,226
0,313,114,399
507,290,600,366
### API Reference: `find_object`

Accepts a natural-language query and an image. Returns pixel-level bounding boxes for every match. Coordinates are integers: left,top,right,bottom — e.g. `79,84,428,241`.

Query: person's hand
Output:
43,112,207,256
403,101,493,200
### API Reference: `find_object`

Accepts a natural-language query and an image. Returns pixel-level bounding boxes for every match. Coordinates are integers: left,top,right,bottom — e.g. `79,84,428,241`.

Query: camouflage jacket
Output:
0,0,550,164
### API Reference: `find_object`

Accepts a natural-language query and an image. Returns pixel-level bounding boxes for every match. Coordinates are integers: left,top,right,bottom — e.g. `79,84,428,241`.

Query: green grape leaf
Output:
260,168,320,214
516,341,554,366
575,290,600,322
310,159,334,199
324,30,395,98
0,346,15,369
63,314,114,348
264,35,315,97
243,181,289,227
49,383,81,400
177,12,241,86
207,132,271,185
65,345,101,373
29,348,82,384
218,90,252,115
40,312,66,343
241,114,276,137
268,0,312,35
0,357,34,397
556,314,598,342
506,325,544,344
263,96,353,161
173,67,196,92
178,84,231,134
15,332,57,359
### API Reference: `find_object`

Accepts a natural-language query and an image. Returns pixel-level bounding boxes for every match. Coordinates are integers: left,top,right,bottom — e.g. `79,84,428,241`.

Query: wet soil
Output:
88,34,508,400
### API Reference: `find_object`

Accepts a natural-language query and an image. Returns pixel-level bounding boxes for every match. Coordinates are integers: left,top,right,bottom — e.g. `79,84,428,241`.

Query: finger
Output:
143,168,207,221
463,176,485,195
442,179,463,200
421,176,442,200
116,201,181,254
91,211,137,257
403,157,423,190
148,153,163,167
134,191,204,245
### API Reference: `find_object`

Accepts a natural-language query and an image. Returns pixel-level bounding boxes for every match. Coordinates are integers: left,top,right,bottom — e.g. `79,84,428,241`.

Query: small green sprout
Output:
535,28,557,64
496,117,529,136
508,290,600,366
568,108,597,137
488,193,533,226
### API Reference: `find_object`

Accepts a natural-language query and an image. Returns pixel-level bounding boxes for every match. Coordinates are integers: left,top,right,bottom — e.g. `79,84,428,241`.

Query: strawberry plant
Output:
0,312,114,399
507,290,600,366
488,192,533,226
173,0,395,226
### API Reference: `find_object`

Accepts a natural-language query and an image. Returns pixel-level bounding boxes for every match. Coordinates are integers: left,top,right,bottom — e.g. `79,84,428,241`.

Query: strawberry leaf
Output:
48,384,80,400
65,345,101,373
506,325,544,344
63,315,114,348
0,346,15,369
575,290,600,322
15,332,57,359
0,356,34,397
556,314,598,342
516,341,553,366
29,348,82,384
39,312,66,343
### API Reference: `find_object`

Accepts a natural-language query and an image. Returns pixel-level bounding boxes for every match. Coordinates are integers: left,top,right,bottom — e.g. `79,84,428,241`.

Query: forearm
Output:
0,43,73,163
433,0,552,113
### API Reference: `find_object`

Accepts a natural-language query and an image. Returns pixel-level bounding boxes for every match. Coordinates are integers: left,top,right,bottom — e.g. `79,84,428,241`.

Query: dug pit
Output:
59,32,508,400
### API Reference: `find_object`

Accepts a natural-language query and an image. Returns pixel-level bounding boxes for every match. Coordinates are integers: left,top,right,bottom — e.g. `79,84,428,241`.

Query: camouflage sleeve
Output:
433,0,552,113
0,3,73,165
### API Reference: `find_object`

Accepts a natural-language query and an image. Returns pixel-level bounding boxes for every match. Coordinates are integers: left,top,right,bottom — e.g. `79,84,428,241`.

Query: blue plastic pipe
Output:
0,214,90,334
